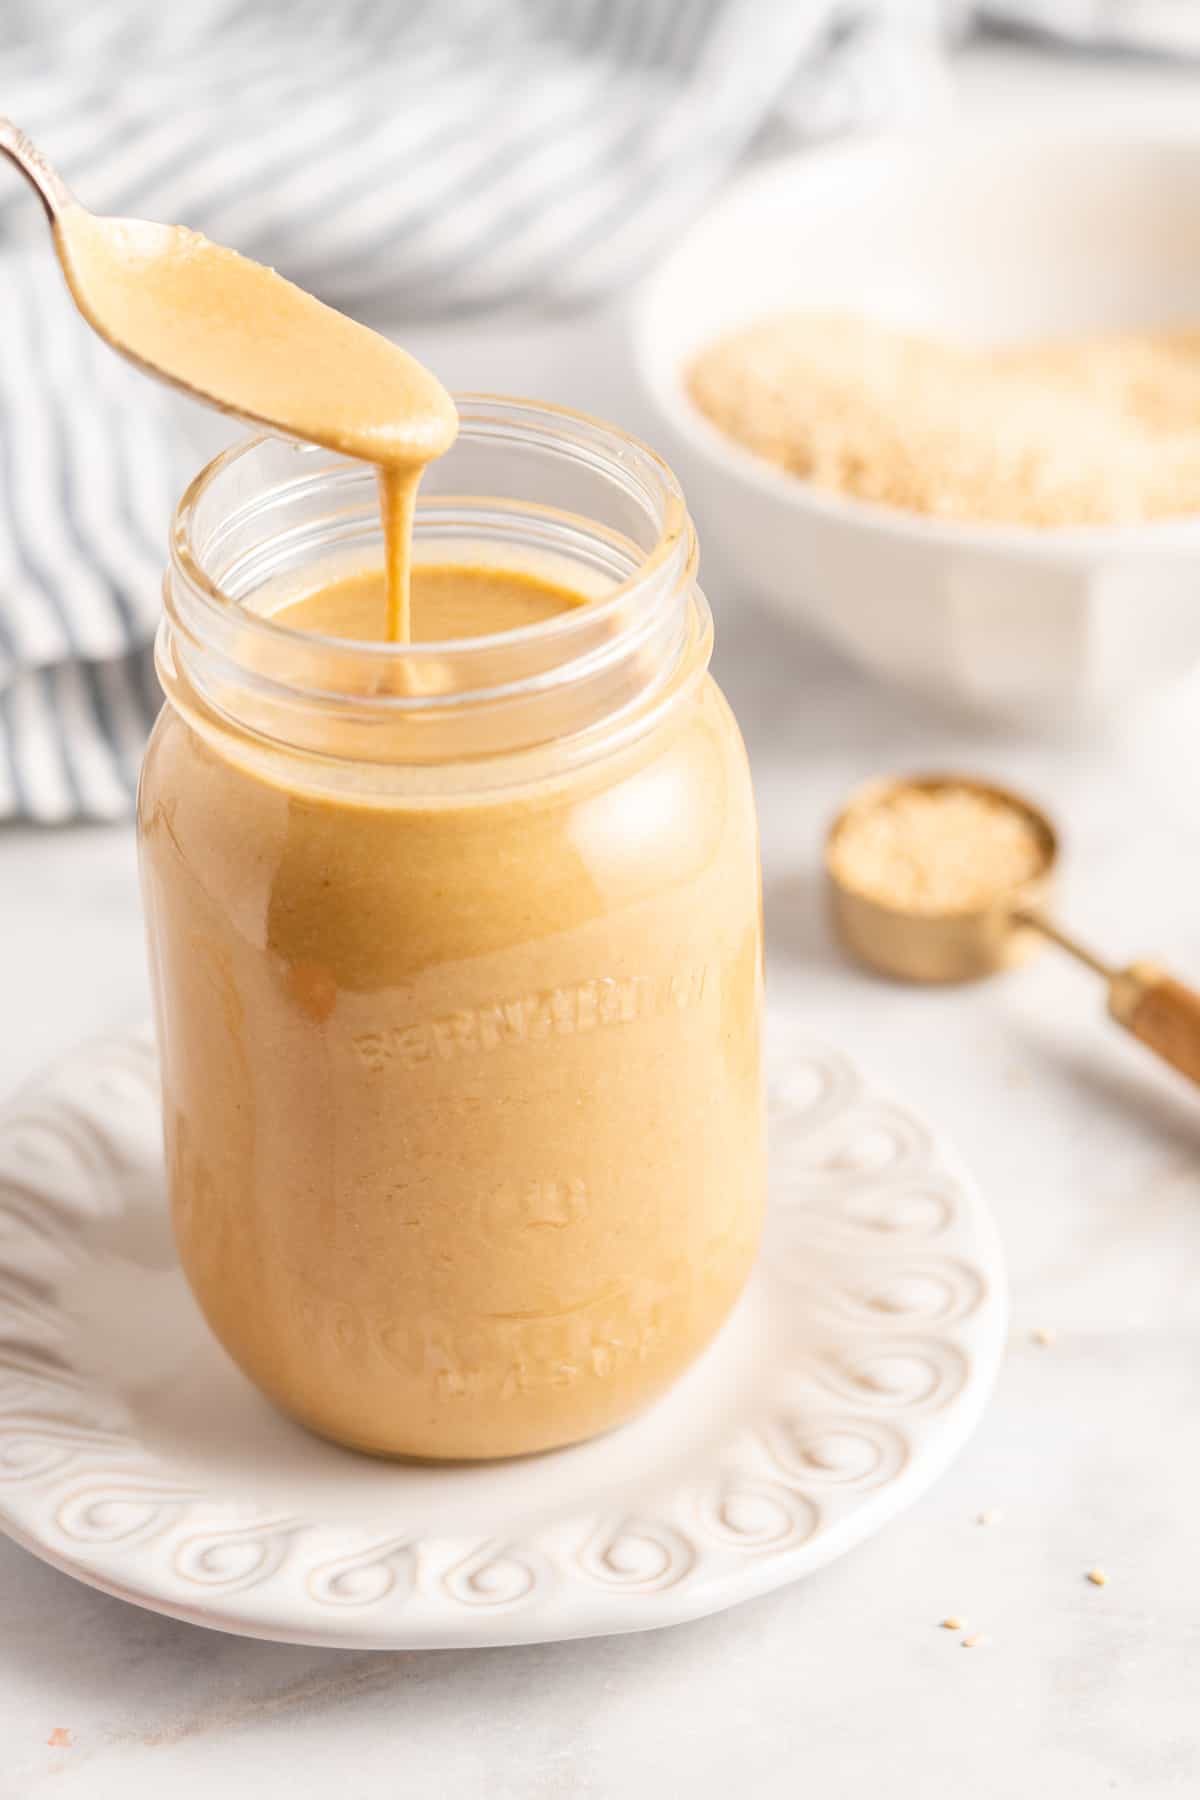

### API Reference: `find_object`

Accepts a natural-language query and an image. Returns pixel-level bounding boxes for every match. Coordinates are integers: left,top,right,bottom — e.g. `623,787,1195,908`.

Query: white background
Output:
3,41,1200,1799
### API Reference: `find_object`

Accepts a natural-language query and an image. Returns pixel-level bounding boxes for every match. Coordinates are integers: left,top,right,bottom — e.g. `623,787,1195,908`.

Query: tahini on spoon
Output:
0,117,456,474
0,117,456,642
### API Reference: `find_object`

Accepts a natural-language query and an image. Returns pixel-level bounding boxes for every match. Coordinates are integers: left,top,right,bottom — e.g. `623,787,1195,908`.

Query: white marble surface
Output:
3,41,1200,1800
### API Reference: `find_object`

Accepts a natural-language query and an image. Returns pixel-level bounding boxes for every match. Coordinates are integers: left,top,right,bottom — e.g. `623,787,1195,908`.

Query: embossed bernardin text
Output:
351,966,710,1073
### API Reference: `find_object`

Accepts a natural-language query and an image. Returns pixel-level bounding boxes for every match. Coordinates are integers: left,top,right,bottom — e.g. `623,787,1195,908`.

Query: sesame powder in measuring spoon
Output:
825,776,1058,985
829,782,1050,915
826,773,1200,1091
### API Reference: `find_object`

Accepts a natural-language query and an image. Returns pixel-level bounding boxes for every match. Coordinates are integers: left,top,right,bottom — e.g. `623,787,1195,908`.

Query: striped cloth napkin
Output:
0,0,954,822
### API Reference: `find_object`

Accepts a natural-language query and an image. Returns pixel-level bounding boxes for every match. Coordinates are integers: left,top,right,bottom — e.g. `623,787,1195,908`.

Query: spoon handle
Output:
0,117,73,222
1108,961,1200,1088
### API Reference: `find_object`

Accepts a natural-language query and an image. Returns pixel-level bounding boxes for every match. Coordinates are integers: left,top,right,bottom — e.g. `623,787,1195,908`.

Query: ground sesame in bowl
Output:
687,312,1200,528
633,133,1200,718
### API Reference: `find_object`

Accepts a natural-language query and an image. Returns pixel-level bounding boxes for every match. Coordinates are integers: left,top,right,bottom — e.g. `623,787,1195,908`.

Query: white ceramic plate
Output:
0,1023,1005,1648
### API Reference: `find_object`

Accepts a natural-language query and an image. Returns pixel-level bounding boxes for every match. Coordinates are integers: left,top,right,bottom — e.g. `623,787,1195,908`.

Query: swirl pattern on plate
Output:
307,1536,416,1608
578,1517,697,1592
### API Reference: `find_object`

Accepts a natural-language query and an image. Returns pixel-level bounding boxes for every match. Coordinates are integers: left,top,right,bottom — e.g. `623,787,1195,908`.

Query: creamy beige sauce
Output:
83,197,766,1459
277,564,585,643
54,207,457,638
141,567,764,1459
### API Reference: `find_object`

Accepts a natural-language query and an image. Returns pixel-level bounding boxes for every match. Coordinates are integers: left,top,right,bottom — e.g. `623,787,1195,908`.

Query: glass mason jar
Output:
139,398,765,1461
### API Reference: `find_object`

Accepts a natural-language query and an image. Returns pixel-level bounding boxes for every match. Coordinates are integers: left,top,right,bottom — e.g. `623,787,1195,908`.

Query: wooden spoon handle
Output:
1108,961,1200,1087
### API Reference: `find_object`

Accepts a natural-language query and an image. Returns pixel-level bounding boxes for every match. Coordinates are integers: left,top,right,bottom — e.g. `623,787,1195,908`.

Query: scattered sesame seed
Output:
1032,1327,1056,1346
962,1634,988,1649
977,1508,1003,1526
1087,1567,1108,1587
940,1615,964,1631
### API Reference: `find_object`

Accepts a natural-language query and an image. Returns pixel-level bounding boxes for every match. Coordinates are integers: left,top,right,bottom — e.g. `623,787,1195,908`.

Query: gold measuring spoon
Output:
826,773,1200,1088
0,117,456,465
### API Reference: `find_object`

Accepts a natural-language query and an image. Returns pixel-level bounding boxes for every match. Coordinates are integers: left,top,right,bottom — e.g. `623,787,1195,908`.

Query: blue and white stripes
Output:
0,0,953,821
0,1,845,317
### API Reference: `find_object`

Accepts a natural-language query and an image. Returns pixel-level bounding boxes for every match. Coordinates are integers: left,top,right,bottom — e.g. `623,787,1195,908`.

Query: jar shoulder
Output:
140,673,752,858
139,676,758,978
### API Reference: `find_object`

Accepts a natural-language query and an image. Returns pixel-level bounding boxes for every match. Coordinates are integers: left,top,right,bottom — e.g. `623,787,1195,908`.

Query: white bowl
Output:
632,130,1200,724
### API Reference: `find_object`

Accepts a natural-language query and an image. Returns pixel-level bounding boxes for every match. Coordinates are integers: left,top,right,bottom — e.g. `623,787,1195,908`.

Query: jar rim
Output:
169,392,693,661
160,393,708,781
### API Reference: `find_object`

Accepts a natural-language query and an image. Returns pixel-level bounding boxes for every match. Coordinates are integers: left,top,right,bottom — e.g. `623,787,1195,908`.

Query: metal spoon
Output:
0,116,457,463
826,773,1200,1088
0,118,69,223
